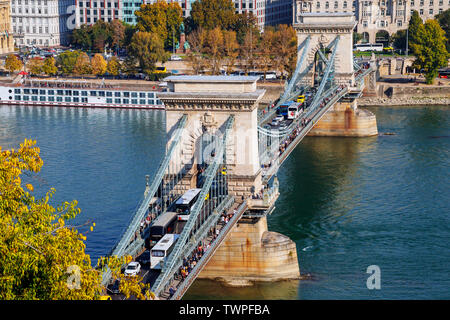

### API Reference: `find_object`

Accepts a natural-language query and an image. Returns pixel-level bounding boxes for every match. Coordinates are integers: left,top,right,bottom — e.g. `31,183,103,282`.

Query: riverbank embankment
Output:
359,77,450,107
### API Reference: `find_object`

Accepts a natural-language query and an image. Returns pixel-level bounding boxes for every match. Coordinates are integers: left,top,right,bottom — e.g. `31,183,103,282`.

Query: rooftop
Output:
164,75,261,83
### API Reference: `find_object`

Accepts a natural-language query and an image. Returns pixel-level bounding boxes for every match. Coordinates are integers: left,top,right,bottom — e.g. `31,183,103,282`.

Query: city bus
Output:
150,233,179,269
148,211,178,247
175,188,202,221
353,43,384,52
278,102,291,118
279,101,303,120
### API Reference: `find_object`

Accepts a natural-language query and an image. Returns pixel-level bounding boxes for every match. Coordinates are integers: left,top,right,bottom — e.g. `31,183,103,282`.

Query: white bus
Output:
287,101,303,120
175,188,202,221
353,43,384,52
150,233,179,269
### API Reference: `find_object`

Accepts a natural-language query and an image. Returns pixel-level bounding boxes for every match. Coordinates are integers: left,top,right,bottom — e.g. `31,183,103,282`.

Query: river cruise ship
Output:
0,78,165,109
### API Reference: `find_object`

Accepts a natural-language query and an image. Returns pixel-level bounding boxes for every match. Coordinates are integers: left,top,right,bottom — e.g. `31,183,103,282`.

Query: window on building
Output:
397,20,402,27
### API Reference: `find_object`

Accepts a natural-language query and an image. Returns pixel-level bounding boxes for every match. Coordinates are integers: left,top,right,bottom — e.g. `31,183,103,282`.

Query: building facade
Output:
11,0,73,47
0,0,14,54
74,0,293,31
75,0,122,27
294,0,450,43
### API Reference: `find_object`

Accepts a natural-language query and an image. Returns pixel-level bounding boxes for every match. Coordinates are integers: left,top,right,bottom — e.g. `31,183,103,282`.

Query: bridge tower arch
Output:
295,12,356,88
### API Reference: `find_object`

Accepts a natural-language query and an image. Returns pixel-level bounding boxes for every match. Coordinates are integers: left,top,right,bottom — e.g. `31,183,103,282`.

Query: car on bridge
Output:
270,118,280,126
274,115,284,122
107,279,121,294
124,261,141,276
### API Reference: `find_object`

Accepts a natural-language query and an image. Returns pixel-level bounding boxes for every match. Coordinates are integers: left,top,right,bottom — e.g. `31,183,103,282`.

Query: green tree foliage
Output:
408,10,424,45
232,12,260,45
204,27,225,74
71,24,93,51
127,32,168,74
91,20,113,52
5,54,23,73
57,51,80,75
190,0,236,30
135,1,183,50
42,57,58,76
436,8,450,51
269,25,297,78
411,19,449,83
186,28,208,74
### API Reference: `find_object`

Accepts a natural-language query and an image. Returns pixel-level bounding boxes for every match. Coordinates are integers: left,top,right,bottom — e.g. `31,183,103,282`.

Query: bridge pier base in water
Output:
308,101,378,137
198,216,300,286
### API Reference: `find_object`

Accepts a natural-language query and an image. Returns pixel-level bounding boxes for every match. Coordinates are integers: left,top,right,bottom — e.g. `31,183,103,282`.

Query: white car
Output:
270,119,280,126
124,262,141,276
170,55,182,61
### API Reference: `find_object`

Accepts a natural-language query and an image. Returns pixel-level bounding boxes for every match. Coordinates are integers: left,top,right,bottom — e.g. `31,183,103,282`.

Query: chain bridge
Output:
100,13,377,300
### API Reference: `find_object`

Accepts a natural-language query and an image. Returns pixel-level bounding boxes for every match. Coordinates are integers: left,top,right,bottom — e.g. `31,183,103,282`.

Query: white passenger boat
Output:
0,78,165,109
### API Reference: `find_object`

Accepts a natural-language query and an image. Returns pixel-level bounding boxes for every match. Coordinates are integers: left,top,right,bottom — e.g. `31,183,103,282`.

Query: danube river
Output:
1,105,449,299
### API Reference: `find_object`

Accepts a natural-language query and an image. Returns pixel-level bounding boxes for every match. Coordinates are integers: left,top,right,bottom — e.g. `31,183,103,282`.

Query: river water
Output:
1,105,449,299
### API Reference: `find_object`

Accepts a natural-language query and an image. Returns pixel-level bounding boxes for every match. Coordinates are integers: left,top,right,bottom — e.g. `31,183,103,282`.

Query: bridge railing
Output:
170,199,248,300
101,114,188,286
151,115,235,296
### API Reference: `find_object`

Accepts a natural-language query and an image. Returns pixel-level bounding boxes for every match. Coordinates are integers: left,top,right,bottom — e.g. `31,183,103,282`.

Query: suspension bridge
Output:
100,13,377,300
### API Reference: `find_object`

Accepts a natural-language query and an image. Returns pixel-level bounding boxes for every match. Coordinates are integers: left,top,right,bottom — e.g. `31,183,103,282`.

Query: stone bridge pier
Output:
159,76,301,286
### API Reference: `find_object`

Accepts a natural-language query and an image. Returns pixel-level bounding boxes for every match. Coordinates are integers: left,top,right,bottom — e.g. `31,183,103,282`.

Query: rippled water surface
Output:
1,105,449,299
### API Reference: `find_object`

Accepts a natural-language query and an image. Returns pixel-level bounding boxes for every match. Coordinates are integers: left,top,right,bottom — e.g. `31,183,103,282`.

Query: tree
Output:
391,29,407,52
222,30,239,74
353,32,364,45
239,28,259,74
411,19,449,84
271,25,297,78
204,27,224,74
127,31,168,74
436,9,450,51
110,19,126,50
258,29,276,78
71,24,93,51
190,0,237,31
57,51,80,75
232,12,260,45
0,139,155,300
42,57,58,76
135,1,183,50
91,53,107,76
106,56,121,76
26,57,44,75
408,10,424,46
73,52,92,75
91,20,112,52
5,54,23,73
